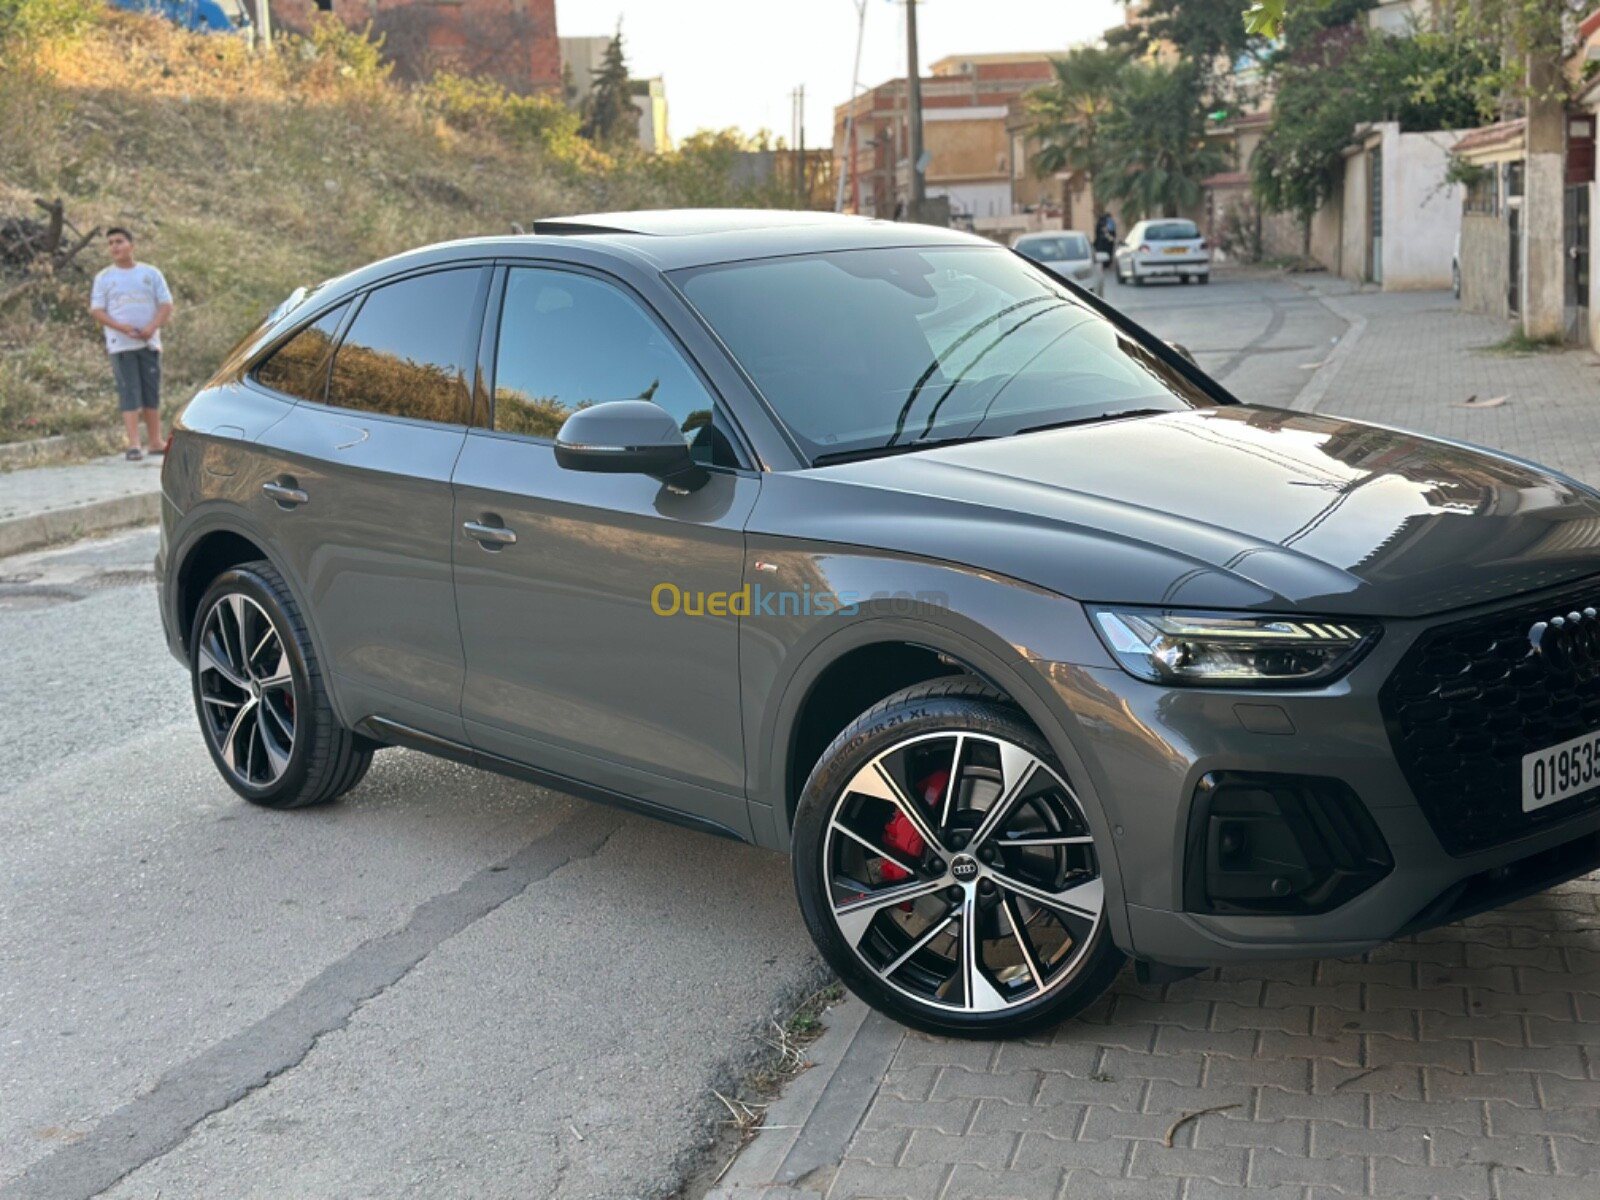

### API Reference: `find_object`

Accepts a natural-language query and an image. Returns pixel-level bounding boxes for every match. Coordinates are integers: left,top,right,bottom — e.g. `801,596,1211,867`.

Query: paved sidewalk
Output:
0,451,162,556
1291,279,1600,486
710,283,1600,1200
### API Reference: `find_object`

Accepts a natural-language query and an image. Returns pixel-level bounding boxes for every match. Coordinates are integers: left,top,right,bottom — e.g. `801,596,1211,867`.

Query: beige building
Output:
833,53,1055,229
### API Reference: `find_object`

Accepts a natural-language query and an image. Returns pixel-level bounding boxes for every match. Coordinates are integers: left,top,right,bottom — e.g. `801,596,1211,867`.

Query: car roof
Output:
279,211,999,327
524,208,989,269
1015,230,1089,242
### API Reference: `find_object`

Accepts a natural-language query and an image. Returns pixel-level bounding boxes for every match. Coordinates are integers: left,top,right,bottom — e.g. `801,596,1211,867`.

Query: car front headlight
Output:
1090,608,1378,686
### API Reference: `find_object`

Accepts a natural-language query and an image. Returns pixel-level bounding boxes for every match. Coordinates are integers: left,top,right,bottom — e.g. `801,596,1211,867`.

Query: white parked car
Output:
1011,231,1104,296
1113,219,1211,287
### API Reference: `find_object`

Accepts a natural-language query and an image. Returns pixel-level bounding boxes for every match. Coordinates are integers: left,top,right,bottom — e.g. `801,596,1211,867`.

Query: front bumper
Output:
1027,603,1600,967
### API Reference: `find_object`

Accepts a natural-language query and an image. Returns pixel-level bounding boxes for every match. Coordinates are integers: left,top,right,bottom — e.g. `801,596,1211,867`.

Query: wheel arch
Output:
165,509,351,728
769,616,1136,961
761,616,1130,953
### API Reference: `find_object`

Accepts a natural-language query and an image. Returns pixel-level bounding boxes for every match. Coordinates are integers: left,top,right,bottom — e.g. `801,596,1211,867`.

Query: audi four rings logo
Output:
950,856,980,881
1529,606,1600,673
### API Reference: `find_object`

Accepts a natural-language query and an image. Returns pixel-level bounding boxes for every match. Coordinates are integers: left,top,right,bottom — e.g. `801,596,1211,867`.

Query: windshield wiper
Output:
811,435,995,467
1015,408,1172,436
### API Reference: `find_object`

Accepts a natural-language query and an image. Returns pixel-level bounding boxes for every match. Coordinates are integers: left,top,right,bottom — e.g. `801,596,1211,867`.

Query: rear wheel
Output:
190,562,374,809
792,680,1123,1038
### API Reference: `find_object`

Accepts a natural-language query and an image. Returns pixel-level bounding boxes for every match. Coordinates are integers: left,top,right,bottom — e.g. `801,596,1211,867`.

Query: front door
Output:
451,265,758,836
252,265,487,740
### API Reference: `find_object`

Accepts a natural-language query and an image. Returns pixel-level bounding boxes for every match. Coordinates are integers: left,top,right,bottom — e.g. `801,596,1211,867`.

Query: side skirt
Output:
356,715,748,844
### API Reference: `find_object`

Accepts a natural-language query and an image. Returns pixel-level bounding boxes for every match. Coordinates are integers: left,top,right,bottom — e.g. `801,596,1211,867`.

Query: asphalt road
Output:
0,270,1332,1200
1105,267,1348,408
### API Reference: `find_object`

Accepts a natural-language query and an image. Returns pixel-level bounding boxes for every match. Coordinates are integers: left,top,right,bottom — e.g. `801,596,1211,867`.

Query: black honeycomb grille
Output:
1379,580,1600,856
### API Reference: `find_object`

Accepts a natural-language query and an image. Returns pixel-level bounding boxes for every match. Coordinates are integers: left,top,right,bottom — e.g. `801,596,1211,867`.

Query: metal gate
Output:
1368,146,1383,286
1566,183,1590,345
1508,205,1521,318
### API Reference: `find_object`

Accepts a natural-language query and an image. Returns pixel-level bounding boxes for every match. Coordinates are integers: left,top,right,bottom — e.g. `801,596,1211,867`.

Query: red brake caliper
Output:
878,768,948,883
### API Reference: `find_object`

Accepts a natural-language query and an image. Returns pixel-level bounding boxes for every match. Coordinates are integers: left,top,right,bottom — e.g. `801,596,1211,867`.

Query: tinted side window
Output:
255,302,348,402
327,269,481,424
492,268,730,465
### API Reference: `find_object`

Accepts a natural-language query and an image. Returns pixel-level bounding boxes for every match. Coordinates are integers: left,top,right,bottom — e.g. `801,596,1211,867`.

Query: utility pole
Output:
905,0,925,217
797,85,807,210
254,0,272,50
835,0,869,213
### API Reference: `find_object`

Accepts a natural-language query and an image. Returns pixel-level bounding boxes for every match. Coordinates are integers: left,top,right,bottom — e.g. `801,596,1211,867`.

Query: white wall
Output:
1381,125,1467,291
928,181,1013,220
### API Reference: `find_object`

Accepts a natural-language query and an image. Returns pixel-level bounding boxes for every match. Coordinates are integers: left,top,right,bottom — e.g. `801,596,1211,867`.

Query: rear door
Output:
449,263,758,836
250,264,489,740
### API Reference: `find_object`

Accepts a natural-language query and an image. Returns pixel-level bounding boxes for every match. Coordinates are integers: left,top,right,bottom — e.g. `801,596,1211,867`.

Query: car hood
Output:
804,407,1600,618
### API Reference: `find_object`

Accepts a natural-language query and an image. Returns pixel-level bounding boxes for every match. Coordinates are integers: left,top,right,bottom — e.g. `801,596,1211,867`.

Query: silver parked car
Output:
1114,217,1211,286
158,211,1600,1037
1011,230,1104,296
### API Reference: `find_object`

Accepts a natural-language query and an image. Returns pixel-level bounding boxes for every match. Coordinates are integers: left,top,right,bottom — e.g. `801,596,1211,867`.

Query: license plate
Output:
1163,247,1188,256
1522,728,1600,812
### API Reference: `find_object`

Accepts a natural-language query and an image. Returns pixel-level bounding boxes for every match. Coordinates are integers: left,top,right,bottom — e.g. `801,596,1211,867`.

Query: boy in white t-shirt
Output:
90,228,173,460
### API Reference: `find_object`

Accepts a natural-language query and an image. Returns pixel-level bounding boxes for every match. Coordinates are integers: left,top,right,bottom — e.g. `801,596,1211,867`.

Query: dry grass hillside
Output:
0,6,777,444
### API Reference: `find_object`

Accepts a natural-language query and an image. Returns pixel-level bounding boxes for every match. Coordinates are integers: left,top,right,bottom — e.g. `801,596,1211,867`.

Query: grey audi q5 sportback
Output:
157,210,1600,1037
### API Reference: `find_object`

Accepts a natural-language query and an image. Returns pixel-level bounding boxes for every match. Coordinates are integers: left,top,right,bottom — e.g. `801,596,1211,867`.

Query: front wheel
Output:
792,680,1123,1038
190,562,374,809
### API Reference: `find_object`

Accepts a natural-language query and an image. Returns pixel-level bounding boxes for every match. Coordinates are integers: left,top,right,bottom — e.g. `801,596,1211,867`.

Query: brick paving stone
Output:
940,1163,1064,1200
931,1068,1041,1105
1249,1146,1368,1191
1010,1130,1128,1175
903,1130,1018,1170
1492,1167,1600,1200
1125,1141,1248,1185
1059,1169,1178,1200
1488,1097,1600,1140
1370,1157,1493,1198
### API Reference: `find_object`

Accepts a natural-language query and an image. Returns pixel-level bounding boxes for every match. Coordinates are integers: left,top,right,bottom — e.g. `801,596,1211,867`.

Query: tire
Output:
1132,274,1146,288
792,679,1124,1038
190,561,374,809
1197,273,1211,286
1180,275,1192,285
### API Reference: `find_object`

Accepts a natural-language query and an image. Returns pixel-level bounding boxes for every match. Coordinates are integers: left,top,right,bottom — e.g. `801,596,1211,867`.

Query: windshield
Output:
1145,221,1200,241
673,245,1212,463
1015,234,1090,262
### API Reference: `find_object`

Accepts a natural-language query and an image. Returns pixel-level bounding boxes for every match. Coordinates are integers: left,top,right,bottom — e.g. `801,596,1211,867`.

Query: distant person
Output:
1094,212,1117,259
90,227,172,461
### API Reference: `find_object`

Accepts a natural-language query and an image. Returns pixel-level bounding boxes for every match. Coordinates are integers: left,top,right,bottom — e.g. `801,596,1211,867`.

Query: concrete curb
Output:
1290,281,1369,414
706,996,905,1200
0,430,126,472
0,490,162,558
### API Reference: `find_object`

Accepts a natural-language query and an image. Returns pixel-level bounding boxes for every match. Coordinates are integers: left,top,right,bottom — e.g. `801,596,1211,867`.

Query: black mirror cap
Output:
554,399,707,491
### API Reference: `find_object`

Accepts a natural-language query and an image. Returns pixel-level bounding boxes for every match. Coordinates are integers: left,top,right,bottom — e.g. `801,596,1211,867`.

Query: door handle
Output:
463,520,517,547
262,480,309,508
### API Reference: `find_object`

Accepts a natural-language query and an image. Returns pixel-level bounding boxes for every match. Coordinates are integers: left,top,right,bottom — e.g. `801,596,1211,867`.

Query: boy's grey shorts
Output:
112,347,161,413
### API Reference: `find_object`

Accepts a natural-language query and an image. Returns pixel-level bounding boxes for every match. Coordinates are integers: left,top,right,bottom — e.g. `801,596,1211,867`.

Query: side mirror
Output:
554,399,708,492
1168,342,1199,367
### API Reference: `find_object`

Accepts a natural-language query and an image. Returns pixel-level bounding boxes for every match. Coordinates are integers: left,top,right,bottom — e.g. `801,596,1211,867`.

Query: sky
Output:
553,1,1125,149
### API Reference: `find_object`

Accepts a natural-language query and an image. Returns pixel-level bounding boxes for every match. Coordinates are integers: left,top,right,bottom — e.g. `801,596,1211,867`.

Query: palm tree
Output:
1093,62,1230,220
1026,46,1127,182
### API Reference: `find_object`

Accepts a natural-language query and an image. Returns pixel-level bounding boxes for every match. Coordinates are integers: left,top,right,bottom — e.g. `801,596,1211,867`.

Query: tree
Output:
581,26,636,147
1025,46,1127,181
1252,14,1494,229
1094,62,1230,219
1115,0,1265,96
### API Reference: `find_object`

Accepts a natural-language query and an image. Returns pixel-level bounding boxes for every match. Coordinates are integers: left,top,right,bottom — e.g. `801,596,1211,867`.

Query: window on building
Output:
326,269,481,424
1463,171,1498,217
